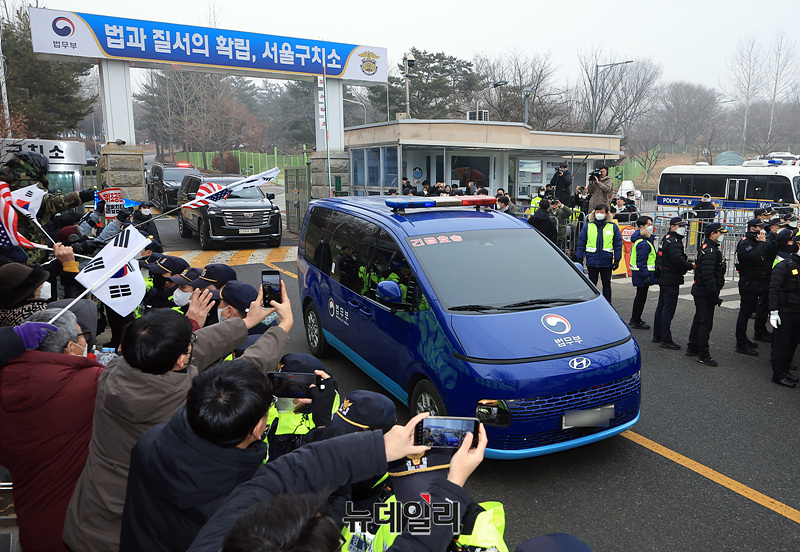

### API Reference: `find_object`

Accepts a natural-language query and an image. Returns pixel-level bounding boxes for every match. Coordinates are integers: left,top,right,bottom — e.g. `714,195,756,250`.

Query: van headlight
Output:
475,399,511,427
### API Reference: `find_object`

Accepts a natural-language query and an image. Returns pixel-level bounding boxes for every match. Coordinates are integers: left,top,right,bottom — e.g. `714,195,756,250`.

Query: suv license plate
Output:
238,229,259,234
562,405,615,429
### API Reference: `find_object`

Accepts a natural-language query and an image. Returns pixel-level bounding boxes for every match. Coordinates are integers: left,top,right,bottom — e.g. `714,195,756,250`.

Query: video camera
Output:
589,171,602,181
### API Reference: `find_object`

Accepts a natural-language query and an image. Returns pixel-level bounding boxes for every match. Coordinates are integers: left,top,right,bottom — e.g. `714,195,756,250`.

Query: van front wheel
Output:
410,380,446,416
304,302,329,357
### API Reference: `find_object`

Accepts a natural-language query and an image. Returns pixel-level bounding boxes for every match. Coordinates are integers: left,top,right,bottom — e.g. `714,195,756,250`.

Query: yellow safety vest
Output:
585,222,615,253
526,196,542,214
630,238,656,271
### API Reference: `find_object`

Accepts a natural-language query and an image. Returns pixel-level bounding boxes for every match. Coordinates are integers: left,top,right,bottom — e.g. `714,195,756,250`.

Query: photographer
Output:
548,197,572,247
551,162,572,205
587,165,614,215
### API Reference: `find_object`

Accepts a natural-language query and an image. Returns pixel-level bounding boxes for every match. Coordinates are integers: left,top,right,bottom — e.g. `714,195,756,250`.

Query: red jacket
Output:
0,350,103,552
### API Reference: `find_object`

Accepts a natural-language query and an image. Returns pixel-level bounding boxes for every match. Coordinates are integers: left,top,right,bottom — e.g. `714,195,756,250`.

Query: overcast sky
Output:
42,0,800,92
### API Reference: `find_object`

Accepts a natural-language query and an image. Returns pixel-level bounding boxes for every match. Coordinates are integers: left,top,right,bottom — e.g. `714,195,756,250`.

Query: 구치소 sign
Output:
28,8,387,85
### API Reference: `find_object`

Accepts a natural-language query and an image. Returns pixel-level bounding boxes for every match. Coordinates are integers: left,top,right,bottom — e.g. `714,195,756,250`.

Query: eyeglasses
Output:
78,330,91,340
189,333,198,344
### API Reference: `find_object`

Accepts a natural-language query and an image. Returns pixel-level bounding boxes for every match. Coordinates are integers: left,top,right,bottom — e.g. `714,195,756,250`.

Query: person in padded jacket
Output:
653,217,694,351
527,198,557,242
687,222,728,366
187,413,487,552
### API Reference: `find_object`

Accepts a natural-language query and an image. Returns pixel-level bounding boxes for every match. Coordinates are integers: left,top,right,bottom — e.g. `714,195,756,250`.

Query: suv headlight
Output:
475,399,511,427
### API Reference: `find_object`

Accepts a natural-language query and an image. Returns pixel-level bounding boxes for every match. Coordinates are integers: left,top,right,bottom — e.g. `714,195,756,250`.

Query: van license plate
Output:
562,405,615,429
238,229,259,234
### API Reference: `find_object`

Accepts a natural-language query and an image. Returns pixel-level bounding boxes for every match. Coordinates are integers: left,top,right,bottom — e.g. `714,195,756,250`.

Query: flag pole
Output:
25,212,56,245
46,286,93,325
31,243,93,261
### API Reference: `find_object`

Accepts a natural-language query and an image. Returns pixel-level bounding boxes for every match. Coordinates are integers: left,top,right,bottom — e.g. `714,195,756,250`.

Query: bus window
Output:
691,175,725,197
765,176,793,202
726,179,746,201
746,176,768,199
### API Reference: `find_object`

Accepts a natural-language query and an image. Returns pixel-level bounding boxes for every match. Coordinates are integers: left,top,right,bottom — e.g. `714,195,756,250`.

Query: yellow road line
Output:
228,249,258,265
164,250,190,257
187,250,219,268
264,261,297,280
266,246,291,262
622,431,800,524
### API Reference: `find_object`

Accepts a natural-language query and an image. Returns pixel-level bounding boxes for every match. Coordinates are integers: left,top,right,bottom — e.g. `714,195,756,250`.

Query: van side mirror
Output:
376,280,402,303
266,192,275,200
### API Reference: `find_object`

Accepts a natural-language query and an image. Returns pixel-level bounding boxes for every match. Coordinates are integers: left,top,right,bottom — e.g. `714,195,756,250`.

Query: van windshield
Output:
406,228,596,311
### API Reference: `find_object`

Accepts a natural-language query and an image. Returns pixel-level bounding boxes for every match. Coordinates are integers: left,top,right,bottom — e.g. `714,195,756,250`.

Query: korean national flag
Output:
75,228,150,316
11,184,46,220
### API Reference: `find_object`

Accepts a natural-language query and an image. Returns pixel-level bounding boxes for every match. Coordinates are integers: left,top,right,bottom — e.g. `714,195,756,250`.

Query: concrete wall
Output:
99,143,145,201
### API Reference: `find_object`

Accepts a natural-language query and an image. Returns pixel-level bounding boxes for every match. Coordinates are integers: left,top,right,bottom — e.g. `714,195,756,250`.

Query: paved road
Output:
153,214,800,552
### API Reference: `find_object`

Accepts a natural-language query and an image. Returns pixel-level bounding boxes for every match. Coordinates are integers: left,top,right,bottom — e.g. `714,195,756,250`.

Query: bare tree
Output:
723,35,766,155
656,81,719,148
626,116,664,189
576,46,662,135
751,32,797,155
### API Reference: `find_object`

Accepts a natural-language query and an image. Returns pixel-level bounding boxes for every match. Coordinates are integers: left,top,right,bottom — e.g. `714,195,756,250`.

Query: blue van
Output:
298,196,640,459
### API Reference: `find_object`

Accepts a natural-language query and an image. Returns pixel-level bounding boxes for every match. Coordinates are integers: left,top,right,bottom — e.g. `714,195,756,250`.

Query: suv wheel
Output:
198,218,214,250
410,380,447,416
266,236,281,248
304,302,329,357
178,213,192,238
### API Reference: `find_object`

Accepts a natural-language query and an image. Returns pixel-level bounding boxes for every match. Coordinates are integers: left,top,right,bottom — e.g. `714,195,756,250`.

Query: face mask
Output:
595,213,606,221
173,289,192,307
275,397,298,413
676,227,687,236
39,281,51,301
646,225,654,233
790,221,798,228
539,192,545,197
69,341,88,357
141,209,151,216
217,307,231,322
717,235,725,243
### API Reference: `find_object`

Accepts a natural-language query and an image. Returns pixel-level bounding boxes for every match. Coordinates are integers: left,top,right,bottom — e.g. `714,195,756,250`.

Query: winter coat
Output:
656,232,694,286
630,229,657,287
0,350,103,552
587,175,614,213
691,238,726,299
119,407,268,552
769,254,800,313
735,231,771,294
528,209,557,243
576,219,622,268
551,169,573,204
187,430,473,552
63,318,288,552
691,200,716,221
548,204,573,242
0,326,25,367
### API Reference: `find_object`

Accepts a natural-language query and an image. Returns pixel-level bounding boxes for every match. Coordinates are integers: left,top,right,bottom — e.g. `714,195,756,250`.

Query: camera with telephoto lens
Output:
589,171,602,181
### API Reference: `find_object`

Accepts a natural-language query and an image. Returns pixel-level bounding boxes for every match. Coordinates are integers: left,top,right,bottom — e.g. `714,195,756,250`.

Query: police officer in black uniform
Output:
734,218,770,355
768,249,800,388
752,217,783,341
653,217,694,350
687,222,728,366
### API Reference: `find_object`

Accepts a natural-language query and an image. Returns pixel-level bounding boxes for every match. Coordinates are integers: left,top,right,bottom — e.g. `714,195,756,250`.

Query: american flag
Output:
0,181,34,248
181,182,230,210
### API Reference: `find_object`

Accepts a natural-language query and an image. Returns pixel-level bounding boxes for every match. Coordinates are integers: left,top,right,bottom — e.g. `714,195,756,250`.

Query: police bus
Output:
656,161,800,219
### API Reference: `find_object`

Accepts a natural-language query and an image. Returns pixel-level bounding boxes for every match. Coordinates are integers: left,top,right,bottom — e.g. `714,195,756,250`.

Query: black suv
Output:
176,174,282,249
148,162,200,210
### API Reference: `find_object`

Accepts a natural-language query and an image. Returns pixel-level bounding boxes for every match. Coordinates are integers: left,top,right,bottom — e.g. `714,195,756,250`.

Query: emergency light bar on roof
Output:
385,196,497,212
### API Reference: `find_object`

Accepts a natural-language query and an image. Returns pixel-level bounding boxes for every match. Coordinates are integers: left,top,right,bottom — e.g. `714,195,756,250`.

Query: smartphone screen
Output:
267,372,320,398
261,270,281,307
414,416,480,448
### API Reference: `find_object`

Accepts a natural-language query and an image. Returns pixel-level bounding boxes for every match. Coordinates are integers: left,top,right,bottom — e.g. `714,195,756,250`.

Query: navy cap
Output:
138,201,152,208
669,217,687,227
782,213,797,222
277,353,325,374
210,280,257,312
145,237,163,253
705,222,728,234
515,534,594,552
330,390,396,433
754,207,774,217
776,228,794,247
190,263,238,288
169,267,202,285
387,449,452,504
747,218,769,229
769,217,785,227
146,255,190,275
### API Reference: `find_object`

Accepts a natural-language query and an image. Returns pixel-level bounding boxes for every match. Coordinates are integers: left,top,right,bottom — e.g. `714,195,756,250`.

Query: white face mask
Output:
595,213,606,221
676,226,687,236
39,281,51,301
790,221,798,228
69,341,88,357
717,235,725,243
173,289,192,307
217,307,231,322
646,225,654,233
141,209,151,216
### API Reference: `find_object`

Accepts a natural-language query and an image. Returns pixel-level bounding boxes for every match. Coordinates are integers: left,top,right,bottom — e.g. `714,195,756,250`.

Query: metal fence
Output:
175,151,307,173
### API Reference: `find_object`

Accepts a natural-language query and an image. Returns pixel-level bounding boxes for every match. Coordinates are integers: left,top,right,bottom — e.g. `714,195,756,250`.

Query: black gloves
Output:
612,260,620,270
642,276,651,286
308,377,337,428
79,189,95,203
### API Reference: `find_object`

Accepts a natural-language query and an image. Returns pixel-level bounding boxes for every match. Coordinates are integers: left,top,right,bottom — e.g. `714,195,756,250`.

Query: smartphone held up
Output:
413,416,480,449
261,269,282,307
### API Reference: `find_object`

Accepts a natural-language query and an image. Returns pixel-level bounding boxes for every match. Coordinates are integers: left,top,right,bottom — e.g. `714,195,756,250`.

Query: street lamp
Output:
475,80,507,121
343,98,367,125
402,53,416,119
592,60,633,134
522,86,532,125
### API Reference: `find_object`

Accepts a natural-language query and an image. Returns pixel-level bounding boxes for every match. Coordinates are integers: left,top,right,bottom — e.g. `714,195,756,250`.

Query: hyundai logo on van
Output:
541,314,571,334
569,357,591,370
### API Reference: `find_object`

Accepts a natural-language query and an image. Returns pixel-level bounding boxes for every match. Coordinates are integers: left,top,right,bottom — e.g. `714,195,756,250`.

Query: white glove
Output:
770,310,781,329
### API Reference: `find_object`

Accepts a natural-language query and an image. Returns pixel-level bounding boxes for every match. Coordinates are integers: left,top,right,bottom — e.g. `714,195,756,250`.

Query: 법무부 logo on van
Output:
541,314,571,334
568,357,591,370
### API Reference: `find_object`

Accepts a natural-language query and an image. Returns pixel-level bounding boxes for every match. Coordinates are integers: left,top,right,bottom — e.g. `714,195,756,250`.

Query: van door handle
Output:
347,300,360,308
358,306,371,318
